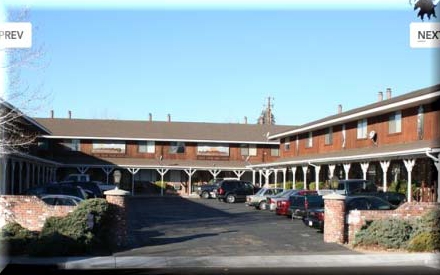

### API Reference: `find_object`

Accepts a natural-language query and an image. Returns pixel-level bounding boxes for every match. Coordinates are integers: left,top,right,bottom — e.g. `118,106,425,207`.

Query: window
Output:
325,127,333,145
357,118,368,139
63,139,80,151
270,147,279,156
284,137,290,151
389,111,402,134
169,142,185,153
37,140,49,150
92,140,126,154
139,141,155,153
240,144,256,156
306,132,313,148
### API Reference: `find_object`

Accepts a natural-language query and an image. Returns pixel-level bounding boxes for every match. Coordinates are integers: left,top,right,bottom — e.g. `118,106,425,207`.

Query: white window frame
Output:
139,141,155,153
357,118,368,139
325,127,333,145
284,137,291,151
306,132,313,148
270,147,280,157
241,144,257,156
389,111,402,134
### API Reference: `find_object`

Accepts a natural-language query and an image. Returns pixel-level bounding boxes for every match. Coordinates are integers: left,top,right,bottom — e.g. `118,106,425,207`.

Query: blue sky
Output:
3,1,439,125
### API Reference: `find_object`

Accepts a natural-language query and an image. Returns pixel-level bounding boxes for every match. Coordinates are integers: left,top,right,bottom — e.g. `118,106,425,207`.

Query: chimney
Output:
50,110,54,118
167,114,171,122
338,104,342,114
386,88,392,100
244,116,248,124
378,91,383,102
68,110,72,119
149,113,152,122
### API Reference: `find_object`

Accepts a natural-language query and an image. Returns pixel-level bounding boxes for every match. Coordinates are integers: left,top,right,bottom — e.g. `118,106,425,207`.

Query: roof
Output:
270,84,440,139
0,100,51,135
44,155,257,170
34,118,294,144
249,139,440,168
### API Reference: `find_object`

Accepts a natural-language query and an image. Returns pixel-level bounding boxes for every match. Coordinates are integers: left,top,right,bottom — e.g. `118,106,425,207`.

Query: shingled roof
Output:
34,118,295,144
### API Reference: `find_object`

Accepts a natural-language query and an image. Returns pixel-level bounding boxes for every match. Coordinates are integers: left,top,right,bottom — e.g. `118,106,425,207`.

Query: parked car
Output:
290,194,324,219
265,189,299,211
216,180,257,203
63,174,91,182
58,181,103,198
303,195,397,231
372,191,407,206
25,183,87,200
41,194,84,206
276,190,318,216
246,188,284,209
196,179,222,199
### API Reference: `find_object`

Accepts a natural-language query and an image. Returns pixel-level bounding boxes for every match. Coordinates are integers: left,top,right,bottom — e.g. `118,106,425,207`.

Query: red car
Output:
276,190,317,216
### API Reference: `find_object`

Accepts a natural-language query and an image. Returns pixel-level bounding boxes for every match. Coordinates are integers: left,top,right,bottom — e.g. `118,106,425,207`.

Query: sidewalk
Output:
6,253,440,270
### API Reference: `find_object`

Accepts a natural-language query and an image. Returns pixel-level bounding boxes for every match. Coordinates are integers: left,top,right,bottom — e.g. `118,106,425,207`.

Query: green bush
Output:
0,222,37,255
388,180,416,197
309,182,326,191
30,198,113,256
354,218,413,249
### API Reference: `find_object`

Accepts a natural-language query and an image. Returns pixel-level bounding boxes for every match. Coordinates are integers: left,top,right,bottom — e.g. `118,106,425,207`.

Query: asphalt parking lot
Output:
116,196,357,256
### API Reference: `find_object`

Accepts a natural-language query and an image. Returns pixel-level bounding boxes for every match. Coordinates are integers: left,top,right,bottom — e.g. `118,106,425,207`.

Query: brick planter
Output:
323,193,346,244
104,188,130,248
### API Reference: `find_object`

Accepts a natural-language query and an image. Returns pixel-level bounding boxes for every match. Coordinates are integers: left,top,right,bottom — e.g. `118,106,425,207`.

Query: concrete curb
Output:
8,254,440,270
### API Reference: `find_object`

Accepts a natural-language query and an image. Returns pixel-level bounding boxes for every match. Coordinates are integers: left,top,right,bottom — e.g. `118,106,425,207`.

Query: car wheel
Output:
201,191,210,199
226,194,236,203
258,200,266,210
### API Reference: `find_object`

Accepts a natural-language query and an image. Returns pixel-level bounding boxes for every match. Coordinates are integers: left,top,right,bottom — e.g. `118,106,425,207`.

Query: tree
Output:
257,97,275,125
0,8,48,156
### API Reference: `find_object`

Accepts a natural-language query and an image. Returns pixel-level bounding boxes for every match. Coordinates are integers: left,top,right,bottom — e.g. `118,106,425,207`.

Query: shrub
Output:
388,180,416,197
309,182,326,191
30,198,112,256
0,222,37,255
354,218,413,249
407,232,440,252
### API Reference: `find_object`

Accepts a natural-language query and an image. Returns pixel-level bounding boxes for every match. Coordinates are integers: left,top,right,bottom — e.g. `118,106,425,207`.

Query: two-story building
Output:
250,84,440,202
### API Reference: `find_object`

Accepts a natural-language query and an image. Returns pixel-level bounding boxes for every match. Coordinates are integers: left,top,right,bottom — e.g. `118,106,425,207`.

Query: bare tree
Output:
1,8,48,156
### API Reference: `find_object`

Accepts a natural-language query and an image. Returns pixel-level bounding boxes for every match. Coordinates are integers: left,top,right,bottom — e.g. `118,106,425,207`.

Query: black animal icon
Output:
413,0,438,21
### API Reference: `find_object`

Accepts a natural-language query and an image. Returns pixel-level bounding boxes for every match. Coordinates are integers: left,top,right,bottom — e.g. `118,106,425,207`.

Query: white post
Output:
252,170,256,185
403,159,415,203
259,170,263,186
127,168,140,196
262,169,273,188
302,165,308,190
343,163,351,180
77,166,89,175
282,168,287,190
380,160,390,192
184,168,197,195
102,167,114,184
233,170,245,180
436,161,440,203
10,161,16,194
156,168,169,196
291,166,297,190
328,164,336,179
209,169,221,181
274,169,278,188
360,162,369,180
315,165,321,191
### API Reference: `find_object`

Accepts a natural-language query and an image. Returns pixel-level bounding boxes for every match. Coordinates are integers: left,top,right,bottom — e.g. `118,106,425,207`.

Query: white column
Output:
156,168,169,196
77,166,89,174
252,170,256,185
209,169,221,181
435,161,440,203
291,166,297,190
343,163,351,180
282,168,287,190
259,170,263,186
302,165,308,190
102,167,114,184
273,169,278,188
403,159,415,203
315,165,321,191
184,168,197,195
262,169,273,188
380,160,390,192
360,162,369,180
233,170,245,180
127,168,140,196
10,161,16,195
328,164,336,179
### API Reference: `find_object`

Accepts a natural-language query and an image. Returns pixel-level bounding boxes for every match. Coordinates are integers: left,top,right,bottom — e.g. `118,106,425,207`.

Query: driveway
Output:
116,196,357,256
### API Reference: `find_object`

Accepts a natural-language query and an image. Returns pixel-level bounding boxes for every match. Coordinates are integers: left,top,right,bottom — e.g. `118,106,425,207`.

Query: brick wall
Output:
0,195,74,231
347,202,439,243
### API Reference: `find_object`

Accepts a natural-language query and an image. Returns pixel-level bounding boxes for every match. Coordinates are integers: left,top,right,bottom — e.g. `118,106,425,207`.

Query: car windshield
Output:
275,189,294,198
255,188,266,195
